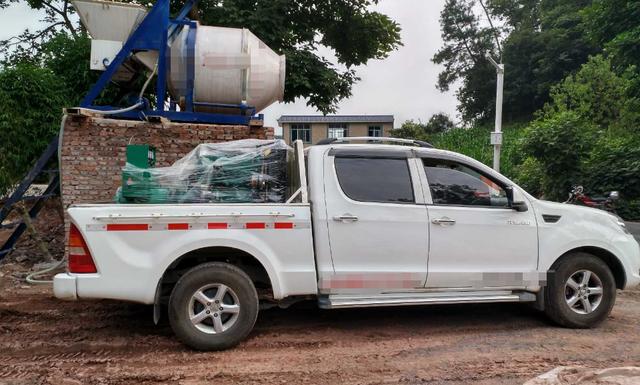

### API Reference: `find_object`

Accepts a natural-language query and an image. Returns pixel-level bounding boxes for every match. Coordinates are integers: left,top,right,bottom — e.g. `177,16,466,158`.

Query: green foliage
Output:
36,33,98,106
191,0,403,113
513,157,544,198
582,0,640,77
543,55,640,130
582,135,640,220
434,0,598,124
431,2,640,218
426,113,456,134
521,111,594,200
393,113,456,142
2,0,402,114
0,0,403,194
431,123,526,180
283,49,359,115
393,120,431,141
585,136,640,198
432,0,497,123
520,55,640,217
0,64,67,195
502,0,597,121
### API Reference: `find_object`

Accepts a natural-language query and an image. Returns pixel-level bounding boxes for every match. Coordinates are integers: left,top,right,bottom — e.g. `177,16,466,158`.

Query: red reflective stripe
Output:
106,224,148,231
101,222,299,231
168,223,189,230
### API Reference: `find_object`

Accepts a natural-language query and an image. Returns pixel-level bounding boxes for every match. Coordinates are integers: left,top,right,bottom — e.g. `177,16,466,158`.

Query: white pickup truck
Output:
54,137,640,350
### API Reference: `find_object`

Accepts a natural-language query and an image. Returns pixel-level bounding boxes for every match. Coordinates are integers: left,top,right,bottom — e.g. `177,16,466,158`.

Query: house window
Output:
368,125,382,137
290,124,311,143
328,123,348,139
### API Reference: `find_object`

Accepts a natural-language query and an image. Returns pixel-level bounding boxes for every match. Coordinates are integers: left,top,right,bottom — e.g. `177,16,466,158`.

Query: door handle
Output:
333,214,359,222
432,217,456,225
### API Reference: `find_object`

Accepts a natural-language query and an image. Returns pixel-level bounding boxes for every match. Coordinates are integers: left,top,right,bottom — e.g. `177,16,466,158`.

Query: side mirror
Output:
609,191,620,200
505,186,528,212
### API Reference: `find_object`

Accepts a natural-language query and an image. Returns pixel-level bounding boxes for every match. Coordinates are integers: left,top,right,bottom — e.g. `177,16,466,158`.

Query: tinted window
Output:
423,158,507,207
335,157,414,203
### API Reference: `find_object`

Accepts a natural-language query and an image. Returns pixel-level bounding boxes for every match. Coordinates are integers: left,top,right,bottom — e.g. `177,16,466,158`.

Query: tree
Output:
393,120,431,141
432,0,497,124
1,0,402,114
434,0,598,125
582,0,640,98
521,55,640,208
0,0,77,57
497,0,597,121
0,64,68,195
425,113,456,134
543,55,640,131
0,0,402,193
583,0,640,75
393,113,456,141
522,111,593,200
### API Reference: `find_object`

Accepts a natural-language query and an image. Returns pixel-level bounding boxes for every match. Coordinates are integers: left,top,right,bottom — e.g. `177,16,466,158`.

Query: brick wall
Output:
60,113,274,209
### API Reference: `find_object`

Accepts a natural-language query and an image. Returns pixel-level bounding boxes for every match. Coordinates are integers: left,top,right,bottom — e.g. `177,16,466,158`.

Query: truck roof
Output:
305,141,463,160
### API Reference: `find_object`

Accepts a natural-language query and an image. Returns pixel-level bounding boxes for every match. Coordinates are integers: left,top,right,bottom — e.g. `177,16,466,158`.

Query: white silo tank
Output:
168,24,286,113
73,0,286,114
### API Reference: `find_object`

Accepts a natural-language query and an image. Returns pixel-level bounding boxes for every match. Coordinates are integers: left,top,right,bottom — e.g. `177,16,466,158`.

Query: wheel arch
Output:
156,246,279,310
552,246,626,289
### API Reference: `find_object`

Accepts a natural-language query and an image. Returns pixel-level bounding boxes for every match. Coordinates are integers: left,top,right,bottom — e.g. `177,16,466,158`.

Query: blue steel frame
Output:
80,0,259,125
0,136,60,261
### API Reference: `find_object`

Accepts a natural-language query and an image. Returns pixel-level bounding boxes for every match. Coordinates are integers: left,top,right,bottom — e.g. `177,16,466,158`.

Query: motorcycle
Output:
564,185,620,213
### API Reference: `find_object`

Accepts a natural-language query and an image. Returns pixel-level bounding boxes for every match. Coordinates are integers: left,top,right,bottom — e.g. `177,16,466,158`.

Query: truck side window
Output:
334,157,414,204
423,158,508,207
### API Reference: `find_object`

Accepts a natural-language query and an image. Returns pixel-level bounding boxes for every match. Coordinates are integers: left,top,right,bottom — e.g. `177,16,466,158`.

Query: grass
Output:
430,123,527,180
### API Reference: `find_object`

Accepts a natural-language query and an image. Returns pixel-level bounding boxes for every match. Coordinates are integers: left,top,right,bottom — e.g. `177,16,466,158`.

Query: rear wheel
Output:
168,262,259,350
544,252,616,328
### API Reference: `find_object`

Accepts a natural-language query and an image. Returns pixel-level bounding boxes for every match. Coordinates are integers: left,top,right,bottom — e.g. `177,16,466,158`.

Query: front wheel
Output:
544,252,616,328
168,262,259,350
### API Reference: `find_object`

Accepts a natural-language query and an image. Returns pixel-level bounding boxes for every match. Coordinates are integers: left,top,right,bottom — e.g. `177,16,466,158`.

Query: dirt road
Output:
1,269,639,385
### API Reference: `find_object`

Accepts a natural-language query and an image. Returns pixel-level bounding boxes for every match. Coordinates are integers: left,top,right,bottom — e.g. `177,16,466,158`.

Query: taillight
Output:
68,224,97,273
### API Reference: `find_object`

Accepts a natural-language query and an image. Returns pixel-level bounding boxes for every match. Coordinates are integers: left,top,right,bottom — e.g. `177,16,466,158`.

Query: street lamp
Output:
486,54,504,172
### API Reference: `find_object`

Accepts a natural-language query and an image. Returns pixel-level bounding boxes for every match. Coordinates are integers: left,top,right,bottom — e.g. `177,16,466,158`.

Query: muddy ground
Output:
1,204,639,385
0,267,639,385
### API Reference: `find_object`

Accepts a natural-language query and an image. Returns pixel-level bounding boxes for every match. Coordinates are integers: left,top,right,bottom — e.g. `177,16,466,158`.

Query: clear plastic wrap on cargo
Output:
116,139,292,204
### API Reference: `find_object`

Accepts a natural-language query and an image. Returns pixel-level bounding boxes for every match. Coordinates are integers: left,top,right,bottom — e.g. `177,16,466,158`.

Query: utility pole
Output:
487,55,504,172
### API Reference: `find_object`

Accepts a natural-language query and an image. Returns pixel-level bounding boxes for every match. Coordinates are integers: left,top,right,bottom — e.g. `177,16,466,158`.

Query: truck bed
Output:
61,203,317,303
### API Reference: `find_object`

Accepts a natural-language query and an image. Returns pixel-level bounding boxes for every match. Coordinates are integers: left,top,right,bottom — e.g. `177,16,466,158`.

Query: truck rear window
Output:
334,157,414,204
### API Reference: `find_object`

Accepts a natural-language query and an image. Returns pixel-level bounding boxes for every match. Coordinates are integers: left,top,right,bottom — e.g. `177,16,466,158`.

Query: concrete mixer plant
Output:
74,0,286,125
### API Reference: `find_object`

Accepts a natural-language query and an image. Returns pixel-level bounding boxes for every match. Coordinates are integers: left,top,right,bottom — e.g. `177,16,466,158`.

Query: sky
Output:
262,0,459,131
0,0,459,132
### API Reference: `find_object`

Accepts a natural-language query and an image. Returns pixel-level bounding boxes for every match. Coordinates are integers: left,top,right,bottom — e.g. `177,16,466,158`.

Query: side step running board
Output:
318,291,536,309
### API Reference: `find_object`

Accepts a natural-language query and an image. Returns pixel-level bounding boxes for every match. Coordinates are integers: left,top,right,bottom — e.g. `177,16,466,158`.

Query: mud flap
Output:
532,286,545,311
153,280,162,325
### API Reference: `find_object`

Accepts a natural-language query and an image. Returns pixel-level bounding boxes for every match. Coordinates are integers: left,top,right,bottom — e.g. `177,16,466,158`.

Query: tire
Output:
168,262,259,350
544,252,616,328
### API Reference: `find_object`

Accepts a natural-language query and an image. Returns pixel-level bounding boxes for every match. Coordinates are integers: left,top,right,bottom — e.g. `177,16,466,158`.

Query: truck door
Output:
322,147,429,291
420,156,538,289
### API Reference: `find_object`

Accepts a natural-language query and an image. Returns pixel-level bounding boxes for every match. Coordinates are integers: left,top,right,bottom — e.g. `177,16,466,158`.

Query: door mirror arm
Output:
505,186,528,212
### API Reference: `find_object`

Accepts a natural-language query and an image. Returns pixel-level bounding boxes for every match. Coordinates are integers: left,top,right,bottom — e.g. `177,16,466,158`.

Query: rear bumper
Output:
53,273,77,300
